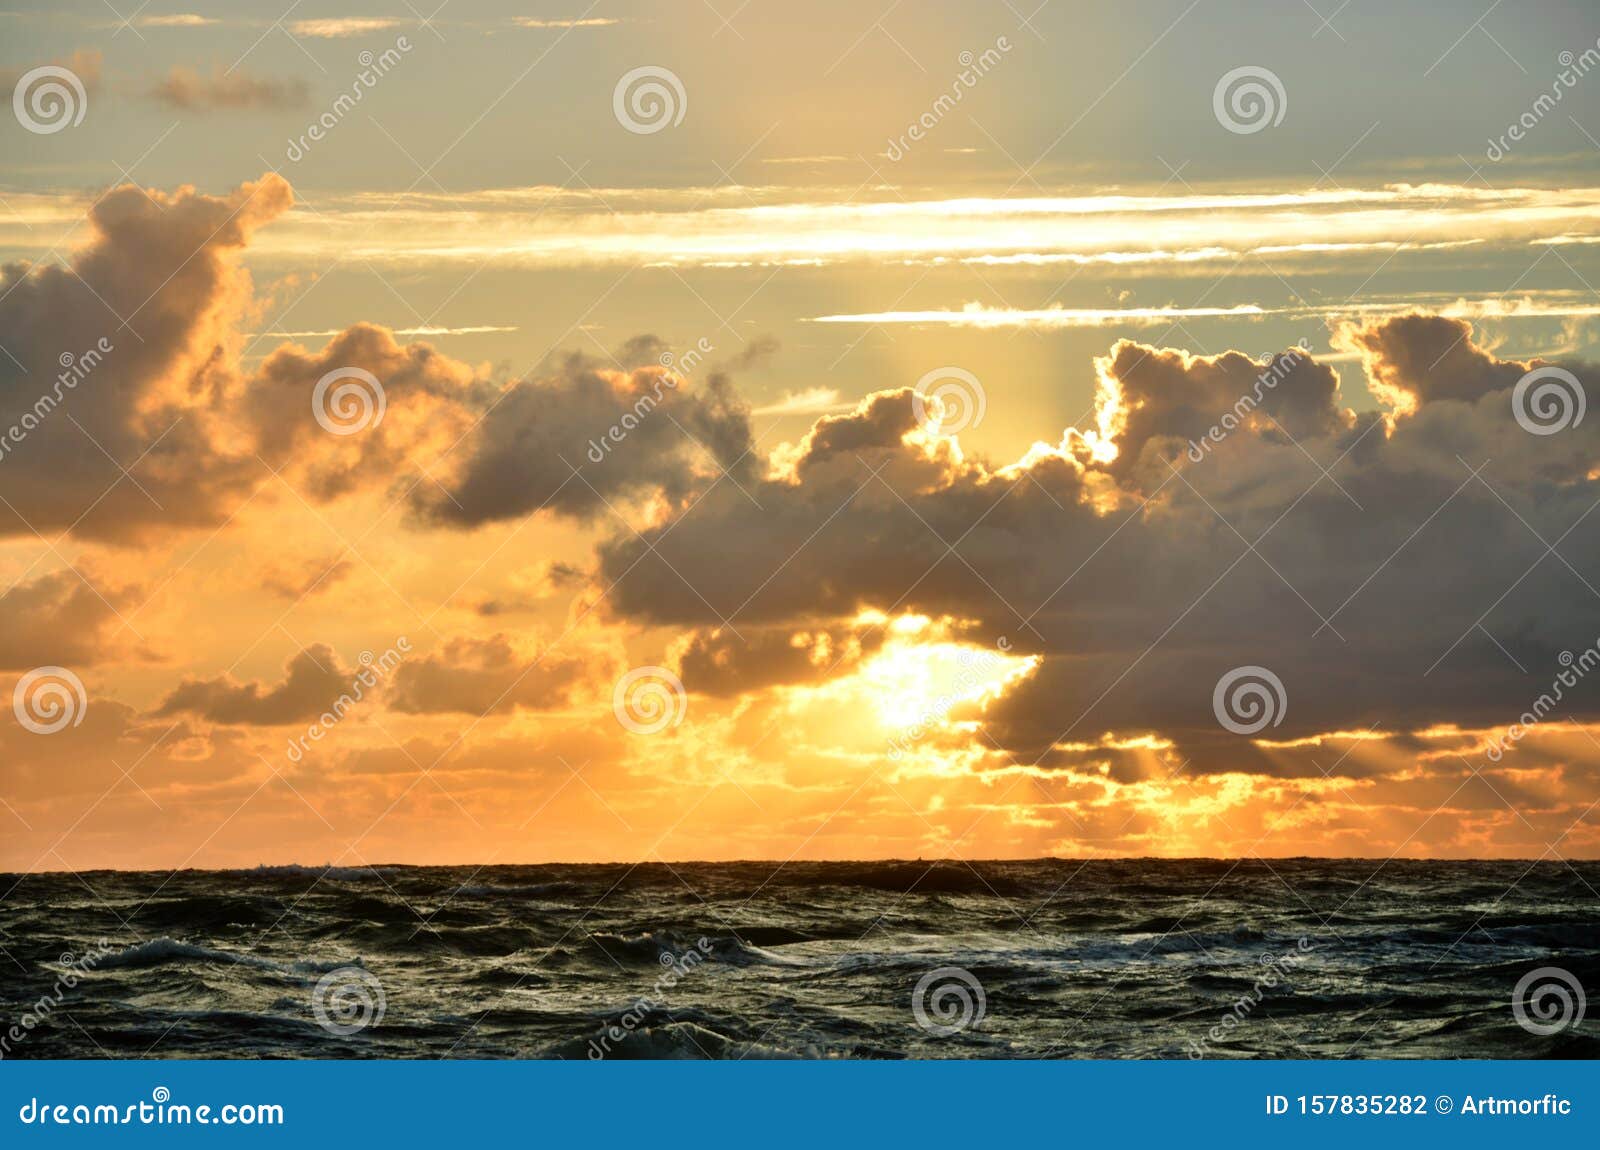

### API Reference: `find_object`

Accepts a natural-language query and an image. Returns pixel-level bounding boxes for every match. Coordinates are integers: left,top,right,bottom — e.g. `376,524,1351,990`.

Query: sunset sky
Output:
3,0,1600,869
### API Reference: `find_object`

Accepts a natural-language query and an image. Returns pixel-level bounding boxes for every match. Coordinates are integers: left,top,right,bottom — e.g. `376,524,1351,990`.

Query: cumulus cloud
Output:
0,571,141,669
0,173,760,548
594,317,1600,775
0,175,292,542
675,622,886,696
1087,339,1353,486
147,66,309,111
6,167,1596,814
385,634,596,715
243,320,485,503
408,349,757,529
1335,312,1524,413
154,646,353,725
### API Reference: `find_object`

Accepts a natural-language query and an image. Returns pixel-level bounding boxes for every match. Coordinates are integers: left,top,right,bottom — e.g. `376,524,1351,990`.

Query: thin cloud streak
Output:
810,295,1600,328
5,183,1594,271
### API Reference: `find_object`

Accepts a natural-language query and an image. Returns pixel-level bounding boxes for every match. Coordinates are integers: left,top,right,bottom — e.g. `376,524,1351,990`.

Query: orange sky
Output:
4,4,1600,869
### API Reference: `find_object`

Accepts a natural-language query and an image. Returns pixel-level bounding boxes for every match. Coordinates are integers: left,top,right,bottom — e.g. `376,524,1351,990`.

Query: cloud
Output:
592,317,1600,775
1088,339,1352,486
289,18,402,38
512,17,623,29
676,623,885,696
242,320,485,505
725,335,780,372
385,635,595,715
1334,312,1523,414
59,182,1598,272
0,175,292,542
472,561,586,616
814,296,1600,330
811,304,1270,328
138,14,218,28
148,66,309,111
7,167,1596,845
153,646,354,725
408,347,757,529
0,173,768,550
0,571,141,669
0,48,103,95
258,556,354,601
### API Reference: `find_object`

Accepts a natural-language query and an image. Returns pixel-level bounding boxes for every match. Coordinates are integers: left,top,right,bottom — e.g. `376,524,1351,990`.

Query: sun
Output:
847,616,1039,732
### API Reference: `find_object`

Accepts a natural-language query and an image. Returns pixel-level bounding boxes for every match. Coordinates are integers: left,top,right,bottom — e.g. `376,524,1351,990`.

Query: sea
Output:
2,859,1596,1059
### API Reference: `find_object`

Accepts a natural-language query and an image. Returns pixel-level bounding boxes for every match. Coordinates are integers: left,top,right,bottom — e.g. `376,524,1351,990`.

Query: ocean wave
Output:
581,930,802,967
450,881,586,900
136,895,286,931
7,859,1598,1059
232,864,391,882
548,1015,818,1060
97,937,356,977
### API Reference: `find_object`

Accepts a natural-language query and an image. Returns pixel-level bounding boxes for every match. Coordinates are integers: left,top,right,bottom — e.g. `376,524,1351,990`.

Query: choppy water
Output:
2,860,1596,1059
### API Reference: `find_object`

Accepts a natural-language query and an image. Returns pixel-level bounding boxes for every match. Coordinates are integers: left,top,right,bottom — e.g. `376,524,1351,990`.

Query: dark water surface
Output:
2,859,1597,1058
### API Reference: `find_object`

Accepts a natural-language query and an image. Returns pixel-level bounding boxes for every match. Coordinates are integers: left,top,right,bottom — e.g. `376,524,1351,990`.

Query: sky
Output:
2,0,1600,869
